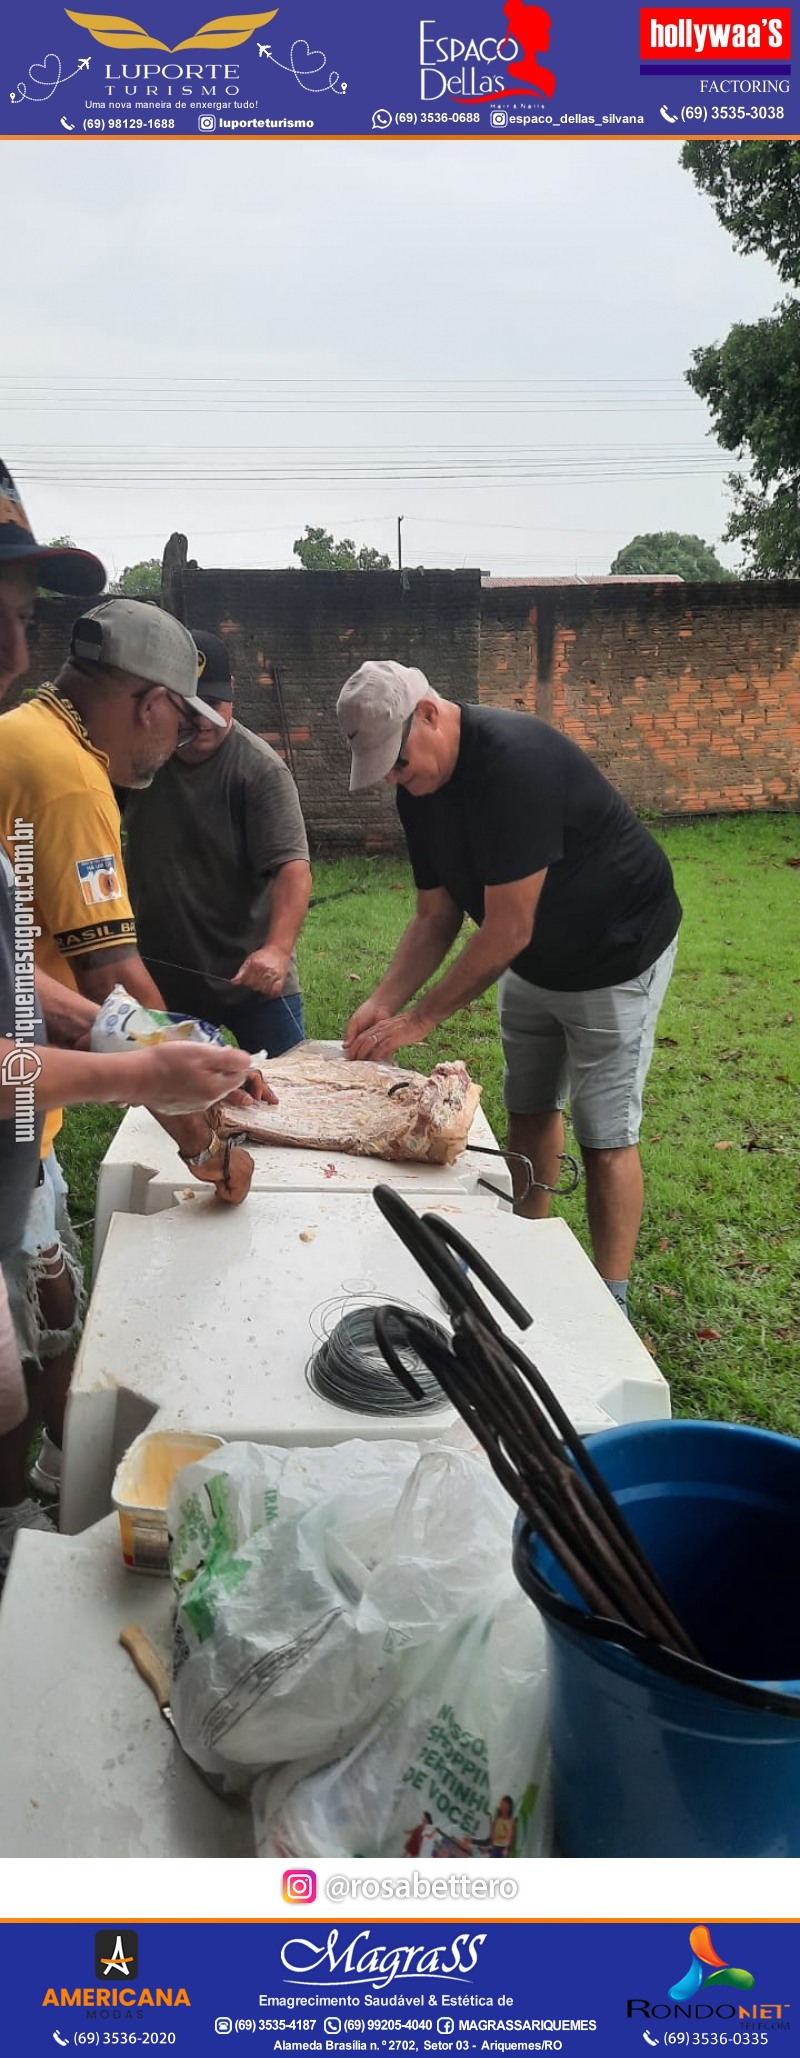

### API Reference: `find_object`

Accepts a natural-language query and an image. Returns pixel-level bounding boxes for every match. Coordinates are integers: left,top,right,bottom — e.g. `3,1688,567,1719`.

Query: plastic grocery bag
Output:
89,983,224,1053
167,1437,550,1853
252,1587,551,1860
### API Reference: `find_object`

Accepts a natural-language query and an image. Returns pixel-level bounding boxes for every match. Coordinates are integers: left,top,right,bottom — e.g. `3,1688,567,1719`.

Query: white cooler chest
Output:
62,1193,669,1534
92,1100,513,1277
0,1196,670,1859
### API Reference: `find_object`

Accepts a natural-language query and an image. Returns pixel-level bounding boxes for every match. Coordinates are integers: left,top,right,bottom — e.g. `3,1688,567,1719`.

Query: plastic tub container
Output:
112,1429,224,1574
513,1419,800,1857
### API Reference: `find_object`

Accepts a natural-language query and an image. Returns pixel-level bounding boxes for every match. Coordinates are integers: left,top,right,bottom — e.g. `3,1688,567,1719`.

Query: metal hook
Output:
467,1144,581,1202
540,1151,582,1197
421,1211,532,1331
372,1184,533,1334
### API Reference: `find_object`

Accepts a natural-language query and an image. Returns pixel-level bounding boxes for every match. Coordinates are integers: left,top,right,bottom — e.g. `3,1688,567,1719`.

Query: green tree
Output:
109,558,162,597
293,525,391,571
682,141,800,575
610,533,731,580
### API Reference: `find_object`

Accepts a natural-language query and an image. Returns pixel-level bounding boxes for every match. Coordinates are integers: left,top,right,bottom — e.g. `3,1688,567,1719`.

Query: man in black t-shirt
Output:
336,661,682,1317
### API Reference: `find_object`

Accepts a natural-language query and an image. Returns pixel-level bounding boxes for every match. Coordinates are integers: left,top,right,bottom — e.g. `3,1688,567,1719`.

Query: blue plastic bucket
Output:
513,1419,800,1857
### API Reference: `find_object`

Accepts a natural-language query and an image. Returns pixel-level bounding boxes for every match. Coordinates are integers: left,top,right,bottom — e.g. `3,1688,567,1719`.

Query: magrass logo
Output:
64,8,277,50
668,1926,754,2003
95,1932,138,1981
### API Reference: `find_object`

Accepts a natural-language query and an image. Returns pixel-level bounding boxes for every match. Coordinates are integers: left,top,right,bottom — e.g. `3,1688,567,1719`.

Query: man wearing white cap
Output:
336,659,682,1320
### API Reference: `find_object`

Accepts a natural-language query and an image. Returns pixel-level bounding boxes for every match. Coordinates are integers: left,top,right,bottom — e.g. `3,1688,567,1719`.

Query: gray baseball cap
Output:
69,598,225,727
337,660,433,790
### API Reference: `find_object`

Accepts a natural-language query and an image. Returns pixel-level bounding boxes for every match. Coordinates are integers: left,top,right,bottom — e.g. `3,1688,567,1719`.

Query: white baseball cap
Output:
337,660,434,790
70,598,226,727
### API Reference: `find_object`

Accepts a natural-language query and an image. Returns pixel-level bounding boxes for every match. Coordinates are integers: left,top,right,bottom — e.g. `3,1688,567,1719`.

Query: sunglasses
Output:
392,713,414,772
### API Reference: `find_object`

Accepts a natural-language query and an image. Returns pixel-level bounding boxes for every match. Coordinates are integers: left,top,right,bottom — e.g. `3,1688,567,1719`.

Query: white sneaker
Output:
28,1430,62,1497
0,1497,56,1584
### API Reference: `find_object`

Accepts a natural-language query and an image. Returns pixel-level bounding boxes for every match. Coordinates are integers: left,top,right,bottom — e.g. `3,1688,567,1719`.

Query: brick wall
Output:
181,566,482,851
6,573,799,848
479,581,800,815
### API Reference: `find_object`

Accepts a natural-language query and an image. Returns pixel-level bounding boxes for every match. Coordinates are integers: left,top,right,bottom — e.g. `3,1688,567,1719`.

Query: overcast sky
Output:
1,139,781,579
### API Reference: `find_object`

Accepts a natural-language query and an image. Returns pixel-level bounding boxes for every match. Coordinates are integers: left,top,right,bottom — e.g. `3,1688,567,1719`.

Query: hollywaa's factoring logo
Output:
65,8,277,49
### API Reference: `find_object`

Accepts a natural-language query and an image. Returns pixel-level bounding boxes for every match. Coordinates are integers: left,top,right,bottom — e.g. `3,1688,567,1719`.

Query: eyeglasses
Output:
133,683,199,729
392,714,414,772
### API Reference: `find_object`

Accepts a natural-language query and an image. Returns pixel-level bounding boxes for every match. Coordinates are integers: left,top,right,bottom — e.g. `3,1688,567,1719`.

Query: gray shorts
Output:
498,936,679,1150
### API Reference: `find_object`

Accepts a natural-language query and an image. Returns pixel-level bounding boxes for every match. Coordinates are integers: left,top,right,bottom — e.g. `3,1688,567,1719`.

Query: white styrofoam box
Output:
92,1100,513,1277
62,1194,668,1535
0,1517,251,1858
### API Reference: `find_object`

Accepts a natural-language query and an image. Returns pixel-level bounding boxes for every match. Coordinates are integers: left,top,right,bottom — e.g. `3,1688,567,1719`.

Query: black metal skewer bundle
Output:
371,1184,701,1665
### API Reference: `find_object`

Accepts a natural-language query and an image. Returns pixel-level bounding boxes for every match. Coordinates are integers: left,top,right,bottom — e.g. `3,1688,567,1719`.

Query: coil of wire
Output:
307,1304,449,1415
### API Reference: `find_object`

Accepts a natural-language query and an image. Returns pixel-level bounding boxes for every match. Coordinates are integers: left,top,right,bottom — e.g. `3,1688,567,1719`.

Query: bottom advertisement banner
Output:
0,1919,794,2057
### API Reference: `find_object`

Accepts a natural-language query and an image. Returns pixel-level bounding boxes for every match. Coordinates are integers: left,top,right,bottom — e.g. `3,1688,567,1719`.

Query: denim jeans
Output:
219,989,305,1058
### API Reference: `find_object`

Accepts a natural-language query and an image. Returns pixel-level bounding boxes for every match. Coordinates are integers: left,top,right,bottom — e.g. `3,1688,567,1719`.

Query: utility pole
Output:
397,515,404,573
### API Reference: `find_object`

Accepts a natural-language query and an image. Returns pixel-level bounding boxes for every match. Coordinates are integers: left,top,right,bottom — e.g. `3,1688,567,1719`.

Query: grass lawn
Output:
60,814,799,1431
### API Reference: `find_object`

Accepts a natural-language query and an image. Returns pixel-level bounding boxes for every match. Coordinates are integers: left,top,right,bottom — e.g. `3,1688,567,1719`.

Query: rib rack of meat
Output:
214,1050,482,1165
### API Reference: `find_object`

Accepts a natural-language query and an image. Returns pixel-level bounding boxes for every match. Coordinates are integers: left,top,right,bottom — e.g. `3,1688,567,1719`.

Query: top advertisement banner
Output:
1,0,798,139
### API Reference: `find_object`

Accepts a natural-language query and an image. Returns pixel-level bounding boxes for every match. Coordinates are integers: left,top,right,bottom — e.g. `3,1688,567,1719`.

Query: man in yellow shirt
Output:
0,592,257,1519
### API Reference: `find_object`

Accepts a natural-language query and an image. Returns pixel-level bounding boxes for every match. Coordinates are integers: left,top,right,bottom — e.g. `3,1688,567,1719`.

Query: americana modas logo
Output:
95,1931,138,1981
65,8,277,50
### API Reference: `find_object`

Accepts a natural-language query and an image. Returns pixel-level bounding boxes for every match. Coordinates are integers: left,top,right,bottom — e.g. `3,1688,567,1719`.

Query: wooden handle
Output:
119,1621,172,1713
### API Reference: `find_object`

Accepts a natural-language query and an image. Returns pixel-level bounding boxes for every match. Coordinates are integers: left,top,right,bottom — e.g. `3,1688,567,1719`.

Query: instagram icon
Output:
283,1870,317,1903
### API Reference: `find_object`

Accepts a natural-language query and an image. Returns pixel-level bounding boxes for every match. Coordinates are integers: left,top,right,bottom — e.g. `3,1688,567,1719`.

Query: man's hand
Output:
343,995,391,1054
39,975,99,1051
231,945,290,996
190,1143,255,1208
345,1009,429,1065
221,1052,277,1111
129,1042,258,1115
222,1070,277,1110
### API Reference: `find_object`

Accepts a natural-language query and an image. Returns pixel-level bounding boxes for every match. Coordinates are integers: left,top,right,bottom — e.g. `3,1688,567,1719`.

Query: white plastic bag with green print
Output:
168,1436,550,1851
252,1587,551,1859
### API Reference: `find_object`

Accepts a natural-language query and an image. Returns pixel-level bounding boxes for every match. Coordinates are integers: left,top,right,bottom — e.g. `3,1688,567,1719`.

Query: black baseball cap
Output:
192,628,234,703
0,458,106,596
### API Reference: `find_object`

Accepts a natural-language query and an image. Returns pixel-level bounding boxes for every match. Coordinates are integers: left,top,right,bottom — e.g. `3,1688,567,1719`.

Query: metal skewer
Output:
371,1185,701,1665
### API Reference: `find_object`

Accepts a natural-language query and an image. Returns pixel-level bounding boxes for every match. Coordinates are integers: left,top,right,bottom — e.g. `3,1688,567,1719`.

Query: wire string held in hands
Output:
306,1301,449,1416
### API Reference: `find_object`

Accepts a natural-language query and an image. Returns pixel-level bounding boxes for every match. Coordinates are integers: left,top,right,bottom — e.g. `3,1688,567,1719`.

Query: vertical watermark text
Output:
2,821,43,1139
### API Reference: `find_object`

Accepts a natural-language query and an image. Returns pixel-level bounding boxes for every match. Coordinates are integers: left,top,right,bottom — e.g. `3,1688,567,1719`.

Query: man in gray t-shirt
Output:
125,630,312,1055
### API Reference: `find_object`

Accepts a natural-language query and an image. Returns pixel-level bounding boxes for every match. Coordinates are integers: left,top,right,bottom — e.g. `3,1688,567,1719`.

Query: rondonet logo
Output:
628,1925,791,2025
668,1926,754,2003
280,1928,488,1992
